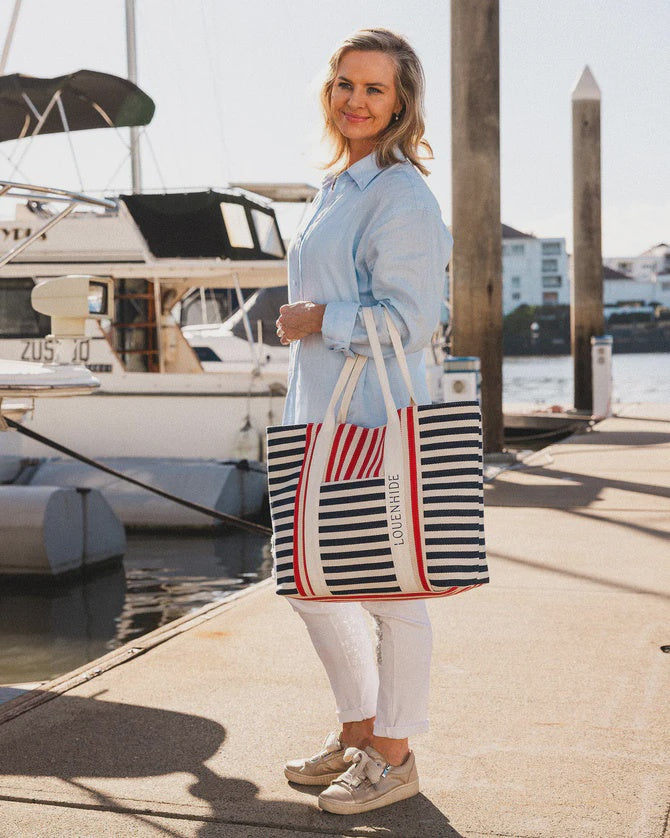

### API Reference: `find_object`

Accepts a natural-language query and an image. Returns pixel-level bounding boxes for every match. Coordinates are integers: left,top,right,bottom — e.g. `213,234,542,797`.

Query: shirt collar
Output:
343,151,386,190
323,150,406,192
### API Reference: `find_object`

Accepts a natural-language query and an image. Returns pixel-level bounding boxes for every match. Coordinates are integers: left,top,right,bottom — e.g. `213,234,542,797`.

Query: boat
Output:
0,55,320,528
502,408,594,448
0,184,126,576
0,179,296,463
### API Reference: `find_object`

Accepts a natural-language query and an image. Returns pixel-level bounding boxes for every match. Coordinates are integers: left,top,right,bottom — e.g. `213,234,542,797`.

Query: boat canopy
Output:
121,191,286,260
0,70,155,142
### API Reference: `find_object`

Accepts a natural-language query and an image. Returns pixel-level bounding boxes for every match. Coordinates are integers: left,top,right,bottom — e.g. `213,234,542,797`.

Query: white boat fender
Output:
234,416,262,461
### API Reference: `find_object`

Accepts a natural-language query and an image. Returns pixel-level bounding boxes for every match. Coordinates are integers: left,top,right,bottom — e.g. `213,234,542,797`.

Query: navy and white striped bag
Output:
266,308,488,601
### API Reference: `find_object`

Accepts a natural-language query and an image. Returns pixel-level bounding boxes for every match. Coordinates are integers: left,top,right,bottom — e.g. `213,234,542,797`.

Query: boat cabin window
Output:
179,288,237,327
0,278,50,338
251,209,284,258
220,203,254,249
193,346,222,362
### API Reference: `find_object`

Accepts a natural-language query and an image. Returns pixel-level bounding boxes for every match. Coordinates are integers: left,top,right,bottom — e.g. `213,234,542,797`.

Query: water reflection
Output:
0,530,272,685
0,565,126,684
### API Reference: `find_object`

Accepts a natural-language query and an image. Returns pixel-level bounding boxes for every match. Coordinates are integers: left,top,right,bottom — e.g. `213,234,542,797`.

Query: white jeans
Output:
289,597,432,739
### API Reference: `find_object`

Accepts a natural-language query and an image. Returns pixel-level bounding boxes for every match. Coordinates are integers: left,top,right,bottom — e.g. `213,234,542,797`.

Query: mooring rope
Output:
4,416,273,536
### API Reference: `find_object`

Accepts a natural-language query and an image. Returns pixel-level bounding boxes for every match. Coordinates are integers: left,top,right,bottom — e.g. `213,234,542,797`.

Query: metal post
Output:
571,66,603,412
125,0,142,192
450,0,504,453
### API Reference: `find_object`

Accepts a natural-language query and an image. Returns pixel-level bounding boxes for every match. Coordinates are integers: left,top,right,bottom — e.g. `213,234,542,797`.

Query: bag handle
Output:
323,353,367,426
336,355,366,423
301,307,418,597
382,308,416,405
362,307,417,424
334,307,417,424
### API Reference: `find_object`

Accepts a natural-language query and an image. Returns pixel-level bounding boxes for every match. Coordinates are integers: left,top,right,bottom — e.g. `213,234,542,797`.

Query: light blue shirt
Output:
282,151,453,429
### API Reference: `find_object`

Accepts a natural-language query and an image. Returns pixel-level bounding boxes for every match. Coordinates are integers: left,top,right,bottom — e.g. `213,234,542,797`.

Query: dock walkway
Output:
1,403,669,837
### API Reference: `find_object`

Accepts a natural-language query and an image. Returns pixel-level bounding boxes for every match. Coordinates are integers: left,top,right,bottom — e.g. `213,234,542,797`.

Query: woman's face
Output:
330,50,401,158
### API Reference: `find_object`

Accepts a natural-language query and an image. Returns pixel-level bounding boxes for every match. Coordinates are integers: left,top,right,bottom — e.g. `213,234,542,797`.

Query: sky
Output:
0,0,668,257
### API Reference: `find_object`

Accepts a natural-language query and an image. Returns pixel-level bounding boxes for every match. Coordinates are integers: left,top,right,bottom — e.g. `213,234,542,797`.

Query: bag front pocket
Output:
317,477,401,597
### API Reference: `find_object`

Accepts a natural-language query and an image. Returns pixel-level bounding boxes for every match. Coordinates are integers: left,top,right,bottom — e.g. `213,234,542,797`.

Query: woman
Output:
275,28,453,815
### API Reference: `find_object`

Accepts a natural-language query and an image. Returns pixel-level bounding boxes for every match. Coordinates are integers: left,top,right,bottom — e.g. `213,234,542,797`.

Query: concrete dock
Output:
1,403,668,837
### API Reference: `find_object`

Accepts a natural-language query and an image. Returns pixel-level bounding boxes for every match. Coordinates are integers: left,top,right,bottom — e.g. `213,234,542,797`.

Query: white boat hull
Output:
2,383,284,460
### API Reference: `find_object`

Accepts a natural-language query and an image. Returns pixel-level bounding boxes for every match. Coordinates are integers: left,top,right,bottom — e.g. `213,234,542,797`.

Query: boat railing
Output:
0,180,116,269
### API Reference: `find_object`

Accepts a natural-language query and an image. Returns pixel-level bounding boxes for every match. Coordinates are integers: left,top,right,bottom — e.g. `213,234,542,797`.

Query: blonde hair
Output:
320,28,433,176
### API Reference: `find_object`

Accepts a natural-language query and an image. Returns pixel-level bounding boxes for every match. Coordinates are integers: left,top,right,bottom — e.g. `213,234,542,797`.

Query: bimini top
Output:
121,191,287,261
0,69,155,142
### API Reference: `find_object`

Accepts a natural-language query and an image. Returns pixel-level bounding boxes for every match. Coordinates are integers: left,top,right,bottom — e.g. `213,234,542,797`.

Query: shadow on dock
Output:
0,691,464,837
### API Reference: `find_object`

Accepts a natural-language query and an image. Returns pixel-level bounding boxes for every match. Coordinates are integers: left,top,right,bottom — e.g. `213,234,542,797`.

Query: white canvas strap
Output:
361,307,401,427
337,309,415,421
361,308,418,593
381,308,416,406
299,353,365,597
337,354,366,423
301,306,421,597
322,354,361,423
326,308,416,425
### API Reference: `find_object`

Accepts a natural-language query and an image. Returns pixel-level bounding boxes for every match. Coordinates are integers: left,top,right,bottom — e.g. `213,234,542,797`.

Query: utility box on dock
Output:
442,356,481,402
591,335,613,418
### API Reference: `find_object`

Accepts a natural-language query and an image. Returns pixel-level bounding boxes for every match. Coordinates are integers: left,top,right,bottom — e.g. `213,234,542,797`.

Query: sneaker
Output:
284,731,348,786
318,745,419,815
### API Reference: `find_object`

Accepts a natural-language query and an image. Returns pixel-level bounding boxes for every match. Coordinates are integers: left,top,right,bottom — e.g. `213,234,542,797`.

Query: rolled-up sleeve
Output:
322,207,452,358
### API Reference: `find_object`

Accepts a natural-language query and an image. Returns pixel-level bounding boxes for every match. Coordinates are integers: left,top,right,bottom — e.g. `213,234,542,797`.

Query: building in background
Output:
501,225,569,314
602,243,670,307
604,243,670,281
444,232,670,354
445,224,570,315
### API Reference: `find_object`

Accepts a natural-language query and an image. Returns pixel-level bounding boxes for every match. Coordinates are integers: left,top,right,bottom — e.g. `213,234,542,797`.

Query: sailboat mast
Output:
125,0,142,192
0,0,22,75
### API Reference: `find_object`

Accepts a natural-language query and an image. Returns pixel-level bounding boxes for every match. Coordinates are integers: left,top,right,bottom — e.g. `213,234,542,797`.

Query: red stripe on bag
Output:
301,423,322,596
366,426,386,478
293,422,319,597
358,427,379,478
324,424,345,483
334,425,357,482
297,584,482,602
343,427,370,480
292,423,310,597
404,406,431,592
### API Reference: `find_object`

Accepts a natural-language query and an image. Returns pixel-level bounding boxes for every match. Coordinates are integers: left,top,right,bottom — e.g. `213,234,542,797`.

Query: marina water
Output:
1,352,668,687
504,352,670,405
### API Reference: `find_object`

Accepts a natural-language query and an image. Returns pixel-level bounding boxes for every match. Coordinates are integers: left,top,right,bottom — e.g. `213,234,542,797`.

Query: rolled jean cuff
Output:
337,705,377,724
372,719,429,739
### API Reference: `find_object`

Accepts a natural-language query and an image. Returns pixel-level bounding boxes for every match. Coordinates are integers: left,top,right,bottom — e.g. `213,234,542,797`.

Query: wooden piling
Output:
450,0,504,453
571,66,603,412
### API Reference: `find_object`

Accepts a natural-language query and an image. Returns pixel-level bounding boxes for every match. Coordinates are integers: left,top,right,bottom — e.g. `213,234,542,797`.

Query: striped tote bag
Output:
266,308,489,601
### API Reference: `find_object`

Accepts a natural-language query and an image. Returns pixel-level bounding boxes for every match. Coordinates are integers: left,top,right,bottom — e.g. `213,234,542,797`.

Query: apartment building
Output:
501,224,569,314
602,243,670,307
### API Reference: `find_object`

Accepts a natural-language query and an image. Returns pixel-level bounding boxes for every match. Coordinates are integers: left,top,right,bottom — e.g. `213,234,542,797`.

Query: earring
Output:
393,112,400,122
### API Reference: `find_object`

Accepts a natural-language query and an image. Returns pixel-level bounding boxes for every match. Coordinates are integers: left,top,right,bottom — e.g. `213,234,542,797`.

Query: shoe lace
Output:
335,747,390,789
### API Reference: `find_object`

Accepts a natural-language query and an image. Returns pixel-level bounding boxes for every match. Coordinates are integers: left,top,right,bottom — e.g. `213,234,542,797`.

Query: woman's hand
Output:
276,301,325,345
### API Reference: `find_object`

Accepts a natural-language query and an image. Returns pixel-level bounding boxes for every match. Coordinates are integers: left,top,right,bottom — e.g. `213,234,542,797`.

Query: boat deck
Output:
0,403,669,837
